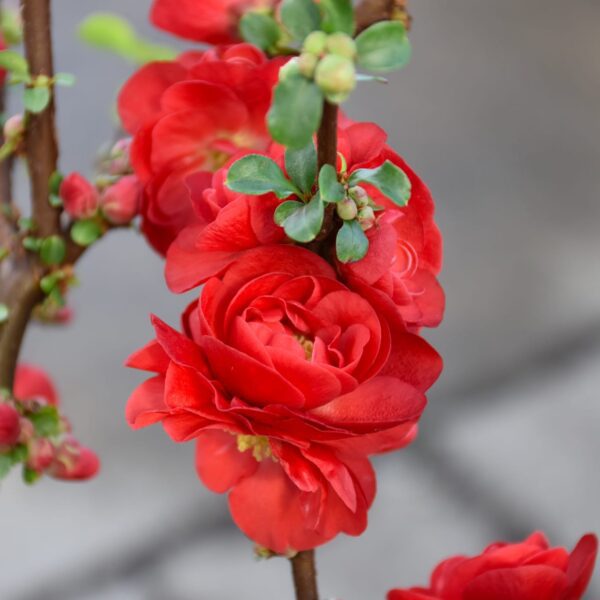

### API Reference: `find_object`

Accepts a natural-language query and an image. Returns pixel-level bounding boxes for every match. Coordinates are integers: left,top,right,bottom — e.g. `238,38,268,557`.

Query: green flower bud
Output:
349,186,370,207
326,33,357,60
315,55,356,105
303,31,328,56
298,52,319,79
357,206,376,230
279,58,301,81
336,198,358,221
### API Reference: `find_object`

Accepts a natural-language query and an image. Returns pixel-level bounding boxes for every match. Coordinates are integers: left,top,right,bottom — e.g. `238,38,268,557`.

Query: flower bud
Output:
358,206,376,230
326,33,357,59
336,197,358,221
100,175,141,225
107,137,132,175
303,31,328,56
0,404,21,446
3,114,24,141
49,437,100,481
278,58,301,81
60,173,99,219
349,185,370,207
18,418,34,444
315,55,356,104
298,52,319,79
27,437,54,472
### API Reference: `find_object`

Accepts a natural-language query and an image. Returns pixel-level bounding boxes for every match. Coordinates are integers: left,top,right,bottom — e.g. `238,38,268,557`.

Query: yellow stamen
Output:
236,434,273,462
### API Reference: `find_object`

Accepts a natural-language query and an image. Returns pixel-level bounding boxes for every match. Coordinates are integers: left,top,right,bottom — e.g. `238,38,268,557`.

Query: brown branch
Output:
317,101,338,170
355,0,411,33
290,550,319,600
21,0,60,239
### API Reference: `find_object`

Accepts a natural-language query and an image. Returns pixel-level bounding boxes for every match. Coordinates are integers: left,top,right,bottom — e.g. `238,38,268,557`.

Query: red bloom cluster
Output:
1,365,99,481
387,532,598,600
118,44,283,253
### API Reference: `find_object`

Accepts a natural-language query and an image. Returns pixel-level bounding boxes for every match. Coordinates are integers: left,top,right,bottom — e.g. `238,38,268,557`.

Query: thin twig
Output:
290,550,319,600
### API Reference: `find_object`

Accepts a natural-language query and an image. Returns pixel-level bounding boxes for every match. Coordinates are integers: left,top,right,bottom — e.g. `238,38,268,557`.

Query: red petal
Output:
125,376,168,429
125,339,169,373
564,534,598,600
14,364,59,406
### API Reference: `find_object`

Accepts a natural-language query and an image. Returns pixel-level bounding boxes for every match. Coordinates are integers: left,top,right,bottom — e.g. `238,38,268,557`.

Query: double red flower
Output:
387,532,598,600
127,246,442,552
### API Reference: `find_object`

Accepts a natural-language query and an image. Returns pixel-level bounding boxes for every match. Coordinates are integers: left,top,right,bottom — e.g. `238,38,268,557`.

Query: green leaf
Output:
226,154,300,199
268,75,323,149
336,219,369,263
24,87,51,114
29,405,61,438
79,13,177,65
320,0,355,35
0,50,28,76
356,21,411,72
71,219,103,247
285,142,317,194
0,303,9,323
280,0,322,41
54,72,76,87
0,453,14,479
48,171,64,195
23,466,42,485
40,236,66,266
0,8,23,46
349,160,411,206
22,236,42,252
40,273,60,295
282,195,324,243
239,12,281,51
274,200,304,225
318,164,345,203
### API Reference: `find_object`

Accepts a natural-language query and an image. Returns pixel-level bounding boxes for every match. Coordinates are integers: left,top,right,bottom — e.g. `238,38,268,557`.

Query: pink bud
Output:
27,437,54,472
3,114,24,140
49,437,100,481
0,404,21,446
100,175,141,225
60,173,99,219
108,137,132,175
18,418,35,444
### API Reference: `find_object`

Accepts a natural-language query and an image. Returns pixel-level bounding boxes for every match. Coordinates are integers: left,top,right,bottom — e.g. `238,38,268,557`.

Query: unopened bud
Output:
279,58,301,81
18,418,35,444
349,186,370,207
108,137,132,175
27,437,54,472
49,437,100,481
298,52,319,78
358,206,376,230
0,404,21,446
3,114,24,140
100,175,141,225
326,33,357,59
303,31,328,56
315,55,356,104
336,197,358,221
60,173,99,219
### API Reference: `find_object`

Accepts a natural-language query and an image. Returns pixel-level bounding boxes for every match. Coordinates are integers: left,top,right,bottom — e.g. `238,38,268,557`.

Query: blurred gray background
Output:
1,0,599,598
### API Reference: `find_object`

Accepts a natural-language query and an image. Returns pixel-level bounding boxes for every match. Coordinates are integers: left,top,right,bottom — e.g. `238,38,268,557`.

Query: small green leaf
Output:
356,73,388,83
282,195,324,243
318,164,345,203
268,75,323,149
226,154,300,199
54,72,76,87
22,237,42,252
285,142,317,194
274,200,304,225
71,219,102,247
0,454,14,479
29,405,61,438
40,235,66,266
23,466,41,485
0,303,9,323
281,0,322,41
349,160,411,206
239,12,281,51
0,50,28,76
49,194,63,208
336,219,369,263
0,8,23,46
48,171,64,195
40,273,60,295
24,86,51,114
320,0,355,35
79,13,177,65
356,21,411,72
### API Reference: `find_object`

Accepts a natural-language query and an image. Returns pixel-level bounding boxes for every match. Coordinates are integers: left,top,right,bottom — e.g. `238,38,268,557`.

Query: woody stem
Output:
290,550,319,600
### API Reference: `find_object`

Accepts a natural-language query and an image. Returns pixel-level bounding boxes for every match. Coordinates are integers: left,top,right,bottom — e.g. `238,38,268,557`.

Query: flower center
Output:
294,333,314,360
236,434,272,462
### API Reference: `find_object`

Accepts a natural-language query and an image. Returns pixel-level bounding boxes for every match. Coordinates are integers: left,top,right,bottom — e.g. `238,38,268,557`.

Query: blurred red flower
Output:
127,245,441,552
387,532,598,600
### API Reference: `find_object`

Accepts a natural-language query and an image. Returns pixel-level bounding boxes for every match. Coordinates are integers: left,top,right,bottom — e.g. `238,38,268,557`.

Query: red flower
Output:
100,175,142,225
60,172,99,220
127,246,441,553
14,364,58,406
150,0,277,45
166,122,444,330
118,44,283,254
387,532,598,600
0,404,20,446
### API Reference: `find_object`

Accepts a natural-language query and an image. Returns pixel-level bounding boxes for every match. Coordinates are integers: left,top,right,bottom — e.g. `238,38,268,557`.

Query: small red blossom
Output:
100,175,142,225
48,436,100,481
118,44,284,254
60,172,99,220
0,404,21,447
166,121,444,330
14,364,58,407
387,532,598,600
127,246,441,553
150,0,277,45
